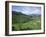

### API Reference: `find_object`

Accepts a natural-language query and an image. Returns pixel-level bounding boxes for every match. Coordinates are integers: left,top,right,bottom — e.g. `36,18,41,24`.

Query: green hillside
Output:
12,11,41,31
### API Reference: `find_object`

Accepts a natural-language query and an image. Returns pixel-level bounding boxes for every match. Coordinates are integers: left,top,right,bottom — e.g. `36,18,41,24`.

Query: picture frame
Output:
5,1,45,36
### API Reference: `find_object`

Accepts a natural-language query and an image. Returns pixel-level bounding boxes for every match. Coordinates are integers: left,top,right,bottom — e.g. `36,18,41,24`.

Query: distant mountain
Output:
12,11,24,15
29,14,41,16
12,11,30,16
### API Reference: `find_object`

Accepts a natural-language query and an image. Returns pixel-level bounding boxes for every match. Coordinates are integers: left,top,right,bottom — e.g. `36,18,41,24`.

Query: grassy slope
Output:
12,11,41,31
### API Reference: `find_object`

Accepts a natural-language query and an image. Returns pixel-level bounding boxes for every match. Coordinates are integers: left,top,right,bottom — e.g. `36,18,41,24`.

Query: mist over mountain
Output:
12,11,41,16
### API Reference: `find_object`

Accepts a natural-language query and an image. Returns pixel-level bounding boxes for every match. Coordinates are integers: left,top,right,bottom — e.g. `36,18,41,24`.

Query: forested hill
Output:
12,11,25,15
12,11,33,24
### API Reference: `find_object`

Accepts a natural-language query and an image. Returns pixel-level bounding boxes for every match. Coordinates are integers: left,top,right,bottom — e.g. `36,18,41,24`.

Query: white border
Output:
9,3,44,34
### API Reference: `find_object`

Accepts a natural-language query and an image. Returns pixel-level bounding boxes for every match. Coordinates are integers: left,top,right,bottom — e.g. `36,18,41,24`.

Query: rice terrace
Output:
12,6,41,31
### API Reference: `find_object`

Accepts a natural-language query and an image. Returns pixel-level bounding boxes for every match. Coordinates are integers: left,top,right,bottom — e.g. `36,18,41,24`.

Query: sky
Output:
12,6,41,15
